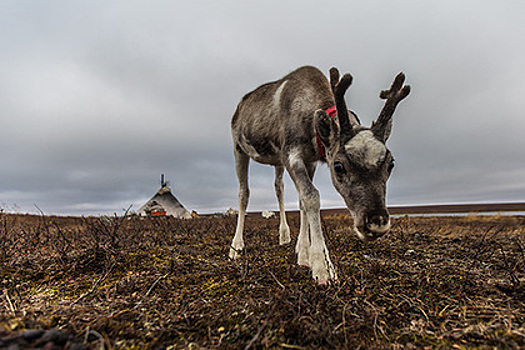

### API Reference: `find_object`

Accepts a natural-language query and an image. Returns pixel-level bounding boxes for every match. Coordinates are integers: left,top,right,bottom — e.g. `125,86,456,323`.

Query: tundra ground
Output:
1,212,524,349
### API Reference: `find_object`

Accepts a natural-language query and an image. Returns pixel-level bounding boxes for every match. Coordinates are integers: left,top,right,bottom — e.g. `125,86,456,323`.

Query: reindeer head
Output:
316,68,410,241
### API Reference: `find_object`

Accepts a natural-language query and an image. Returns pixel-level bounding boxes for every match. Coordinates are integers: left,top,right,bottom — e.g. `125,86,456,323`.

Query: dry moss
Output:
1,213,524,349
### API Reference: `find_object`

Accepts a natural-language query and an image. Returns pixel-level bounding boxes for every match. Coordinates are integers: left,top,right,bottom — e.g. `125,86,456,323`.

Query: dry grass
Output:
1,211,524,349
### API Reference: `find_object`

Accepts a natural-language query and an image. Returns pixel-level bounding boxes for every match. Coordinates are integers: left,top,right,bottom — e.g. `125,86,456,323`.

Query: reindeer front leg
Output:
286,151,337,284
296,163,316,266
296,199,310,266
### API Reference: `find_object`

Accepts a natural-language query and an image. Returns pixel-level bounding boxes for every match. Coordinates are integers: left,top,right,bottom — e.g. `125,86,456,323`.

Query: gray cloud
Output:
1,0,525,215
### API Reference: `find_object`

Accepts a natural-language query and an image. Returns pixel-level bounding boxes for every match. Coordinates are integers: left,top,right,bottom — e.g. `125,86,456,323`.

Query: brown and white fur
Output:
229,66,410,284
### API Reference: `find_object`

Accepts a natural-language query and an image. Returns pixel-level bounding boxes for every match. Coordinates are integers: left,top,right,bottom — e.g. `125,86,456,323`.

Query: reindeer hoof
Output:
229,247,242,260
279,225,291,245
317,278,340,286
314,272,338,285
311,268,337,284
310,251,338,283
297,251,309,266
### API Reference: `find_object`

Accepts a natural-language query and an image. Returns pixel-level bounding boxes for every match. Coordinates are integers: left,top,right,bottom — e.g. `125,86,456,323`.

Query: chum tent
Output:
137,175,191,219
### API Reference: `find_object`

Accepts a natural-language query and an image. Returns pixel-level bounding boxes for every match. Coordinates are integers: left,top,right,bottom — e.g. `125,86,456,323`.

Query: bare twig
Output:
499,244,520,287
279,344,307,349
3,288,16,315
72,262,115,305
231,247,285,290
85,328,105,350
267,269,286,291
133,272,171,310
34,203,49,242
245,292,285,350
123,204,133,216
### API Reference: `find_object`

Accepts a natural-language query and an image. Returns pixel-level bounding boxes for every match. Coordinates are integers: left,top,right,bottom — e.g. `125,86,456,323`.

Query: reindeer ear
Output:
315,109,339,148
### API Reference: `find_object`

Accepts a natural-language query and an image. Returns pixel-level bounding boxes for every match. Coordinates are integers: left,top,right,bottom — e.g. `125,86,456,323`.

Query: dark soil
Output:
1,212,524,349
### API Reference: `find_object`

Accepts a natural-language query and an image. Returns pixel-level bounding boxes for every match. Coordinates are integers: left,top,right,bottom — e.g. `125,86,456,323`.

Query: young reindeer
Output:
229,66,410,284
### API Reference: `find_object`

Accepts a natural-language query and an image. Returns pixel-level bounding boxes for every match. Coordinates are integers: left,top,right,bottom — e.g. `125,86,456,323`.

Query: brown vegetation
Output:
1,211,524,349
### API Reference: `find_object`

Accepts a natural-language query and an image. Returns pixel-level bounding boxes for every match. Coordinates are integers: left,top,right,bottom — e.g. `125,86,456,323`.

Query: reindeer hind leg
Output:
274,166,291,245
229,147,250,260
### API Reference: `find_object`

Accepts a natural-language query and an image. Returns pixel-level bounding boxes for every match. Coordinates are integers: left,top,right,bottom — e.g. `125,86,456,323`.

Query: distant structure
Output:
224,207,239,216
137,174,192,219
262,210,276,219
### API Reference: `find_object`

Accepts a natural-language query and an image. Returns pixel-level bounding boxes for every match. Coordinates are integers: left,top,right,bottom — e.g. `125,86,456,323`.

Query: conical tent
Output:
137,182,191,219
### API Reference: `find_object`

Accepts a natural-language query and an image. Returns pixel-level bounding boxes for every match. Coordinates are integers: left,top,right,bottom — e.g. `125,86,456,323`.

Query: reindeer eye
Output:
334,161,346,175
388,159,395,172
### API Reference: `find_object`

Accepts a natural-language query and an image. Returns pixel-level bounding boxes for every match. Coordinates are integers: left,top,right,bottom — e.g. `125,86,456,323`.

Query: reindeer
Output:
229,66,410,284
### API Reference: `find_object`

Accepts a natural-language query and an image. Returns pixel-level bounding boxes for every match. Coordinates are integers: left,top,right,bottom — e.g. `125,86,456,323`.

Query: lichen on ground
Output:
1,212,524,349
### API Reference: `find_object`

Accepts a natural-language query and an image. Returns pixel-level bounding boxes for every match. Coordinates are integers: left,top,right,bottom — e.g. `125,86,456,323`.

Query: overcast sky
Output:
1,0,525,216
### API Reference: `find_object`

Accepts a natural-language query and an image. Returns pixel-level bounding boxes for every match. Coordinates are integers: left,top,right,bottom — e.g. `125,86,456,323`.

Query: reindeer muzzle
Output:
355,211,391,241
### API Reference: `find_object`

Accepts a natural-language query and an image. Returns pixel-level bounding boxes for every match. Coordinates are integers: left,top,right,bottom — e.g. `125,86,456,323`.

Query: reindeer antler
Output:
329,67,355,143
372,72,411,142
329,67,340,94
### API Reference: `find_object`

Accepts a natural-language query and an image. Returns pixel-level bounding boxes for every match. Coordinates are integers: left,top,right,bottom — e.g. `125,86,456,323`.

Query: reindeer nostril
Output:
365,213,390,235
367,215,381,225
